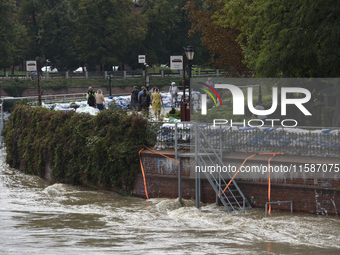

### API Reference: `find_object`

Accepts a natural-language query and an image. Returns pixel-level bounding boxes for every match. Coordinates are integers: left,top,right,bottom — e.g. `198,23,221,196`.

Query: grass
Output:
0,76,184,90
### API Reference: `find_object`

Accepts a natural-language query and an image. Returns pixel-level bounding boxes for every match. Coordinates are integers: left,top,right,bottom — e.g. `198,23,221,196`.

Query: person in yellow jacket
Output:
86,87,96,107
151,88,163,119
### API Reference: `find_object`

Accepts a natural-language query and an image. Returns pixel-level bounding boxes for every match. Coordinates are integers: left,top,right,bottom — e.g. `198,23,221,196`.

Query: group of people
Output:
85,81,181,119
131,86,164,119
86,87,105,111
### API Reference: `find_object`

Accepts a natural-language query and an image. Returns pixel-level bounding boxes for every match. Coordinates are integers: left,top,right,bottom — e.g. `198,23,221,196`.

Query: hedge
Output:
3,102,154,192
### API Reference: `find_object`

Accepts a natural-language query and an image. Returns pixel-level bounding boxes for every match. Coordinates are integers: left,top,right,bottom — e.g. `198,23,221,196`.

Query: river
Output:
0,149,339,254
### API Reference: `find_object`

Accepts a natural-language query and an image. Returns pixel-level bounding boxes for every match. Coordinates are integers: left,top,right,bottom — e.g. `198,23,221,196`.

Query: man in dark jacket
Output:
86,87,96,107
131,86,140,110
138,89,150,116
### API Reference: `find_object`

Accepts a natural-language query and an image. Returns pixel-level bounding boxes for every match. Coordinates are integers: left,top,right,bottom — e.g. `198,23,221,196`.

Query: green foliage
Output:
3,102,154,192
2,78,30,97
0,0,17,69
0,76,183,96
72,0,147,69
221,0,340,78
167,108,181,119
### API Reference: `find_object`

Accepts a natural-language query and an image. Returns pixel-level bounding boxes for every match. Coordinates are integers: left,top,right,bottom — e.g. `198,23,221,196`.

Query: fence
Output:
147,122,340,158
0,69,223,80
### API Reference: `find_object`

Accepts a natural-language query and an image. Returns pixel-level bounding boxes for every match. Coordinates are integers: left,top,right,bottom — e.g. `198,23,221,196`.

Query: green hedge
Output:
3,102,154,192
0,76,185,97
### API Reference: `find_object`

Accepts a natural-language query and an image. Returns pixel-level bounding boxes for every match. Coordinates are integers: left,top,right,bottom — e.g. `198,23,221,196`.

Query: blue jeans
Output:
97,104,104,111
131,100,139,109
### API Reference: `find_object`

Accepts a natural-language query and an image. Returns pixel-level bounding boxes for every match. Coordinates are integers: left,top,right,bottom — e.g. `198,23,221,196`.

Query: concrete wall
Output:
133,149,340,216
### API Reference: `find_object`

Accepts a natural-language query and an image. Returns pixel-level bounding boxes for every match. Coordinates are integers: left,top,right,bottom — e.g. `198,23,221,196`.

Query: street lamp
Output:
109,74,112,96
185,46,195,114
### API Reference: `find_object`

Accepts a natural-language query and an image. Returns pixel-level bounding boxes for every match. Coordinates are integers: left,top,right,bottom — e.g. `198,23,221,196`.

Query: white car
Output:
41,66,58,73
73,67,87,73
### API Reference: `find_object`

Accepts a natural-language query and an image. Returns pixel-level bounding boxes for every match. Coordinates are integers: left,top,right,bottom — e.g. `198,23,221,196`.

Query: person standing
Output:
138,86,146,111
205,77,214,90
139,89,151,116
86,87,96,107
151,88,163,119
169,82,178,107
131,86,140,110
95,89,105,111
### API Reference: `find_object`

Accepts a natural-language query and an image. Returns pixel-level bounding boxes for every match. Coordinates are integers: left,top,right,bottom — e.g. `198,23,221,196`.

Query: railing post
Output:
104,71,107,79
175,122,178,158
178,156,183,206
220,125,222,159
216,173,221,206
123,71,126,79
195,124,199,209
66,71,69,79
0,102,3,144
291,201,293,214
161,70,164,77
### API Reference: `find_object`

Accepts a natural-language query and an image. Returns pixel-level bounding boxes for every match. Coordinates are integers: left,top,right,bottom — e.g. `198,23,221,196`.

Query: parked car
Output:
41,66,58,73
73,67,87,73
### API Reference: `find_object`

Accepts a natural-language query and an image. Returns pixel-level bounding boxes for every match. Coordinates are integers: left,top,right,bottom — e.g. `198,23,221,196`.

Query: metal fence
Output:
0,69,223,80
148,122,340,158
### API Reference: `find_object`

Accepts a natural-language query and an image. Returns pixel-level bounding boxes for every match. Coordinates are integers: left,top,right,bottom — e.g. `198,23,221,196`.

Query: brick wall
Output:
133,149,340,216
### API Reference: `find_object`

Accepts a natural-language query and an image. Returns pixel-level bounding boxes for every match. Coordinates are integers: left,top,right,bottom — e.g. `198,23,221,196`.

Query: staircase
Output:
192,123,252,213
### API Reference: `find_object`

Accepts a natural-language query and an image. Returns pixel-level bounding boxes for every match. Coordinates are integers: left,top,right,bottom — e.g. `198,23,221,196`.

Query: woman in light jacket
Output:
96,89,105,111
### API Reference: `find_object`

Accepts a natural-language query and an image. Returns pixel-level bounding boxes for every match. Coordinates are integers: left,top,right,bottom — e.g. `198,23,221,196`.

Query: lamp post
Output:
109,75,112,96
185,46,195,119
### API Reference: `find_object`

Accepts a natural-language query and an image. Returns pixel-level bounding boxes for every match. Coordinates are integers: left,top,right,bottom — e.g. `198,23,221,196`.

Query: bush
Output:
3,102,154,192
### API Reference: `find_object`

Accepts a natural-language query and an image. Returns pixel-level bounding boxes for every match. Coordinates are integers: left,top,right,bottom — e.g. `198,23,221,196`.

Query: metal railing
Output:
148,122,340,158
0,69,223,80
192,122,251,212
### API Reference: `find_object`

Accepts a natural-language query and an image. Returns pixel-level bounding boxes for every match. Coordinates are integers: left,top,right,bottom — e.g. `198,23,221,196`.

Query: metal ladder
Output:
192,123,252,213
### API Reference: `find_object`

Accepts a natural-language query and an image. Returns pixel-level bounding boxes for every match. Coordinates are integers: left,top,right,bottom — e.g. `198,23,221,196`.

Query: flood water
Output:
0,149,339,254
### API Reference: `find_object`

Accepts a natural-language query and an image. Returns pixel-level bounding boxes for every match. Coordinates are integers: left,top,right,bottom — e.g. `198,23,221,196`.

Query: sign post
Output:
180,53,189,121
26,60,41,105
170,56,183,70
138,54,149,91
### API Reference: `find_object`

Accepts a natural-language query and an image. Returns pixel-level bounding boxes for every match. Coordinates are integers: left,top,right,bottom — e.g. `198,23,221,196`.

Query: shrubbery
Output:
3,102,154,192
0,76,184,97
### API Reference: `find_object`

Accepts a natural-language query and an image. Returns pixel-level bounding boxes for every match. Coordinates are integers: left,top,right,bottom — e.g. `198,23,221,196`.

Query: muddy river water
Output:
0,149,339,254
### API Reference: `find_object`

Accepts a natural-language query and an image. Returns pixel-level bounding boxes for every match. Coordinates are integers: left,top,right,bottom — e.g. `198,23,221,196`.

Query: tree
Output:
39,0,78,71
17,0,43,61
71,0,147,70
126,0,209,69
185,0,252,76
220,0,340,77
0,0,17,69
